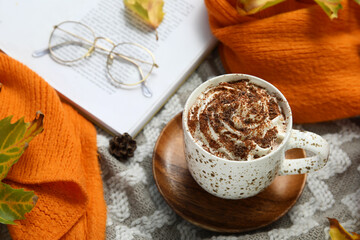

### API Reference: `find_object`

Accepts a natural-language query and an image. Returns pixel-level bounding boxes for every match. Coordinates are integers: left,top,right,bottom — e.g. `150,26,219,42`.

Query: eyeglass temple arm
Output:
33,26,158,68
111,51,158,67
33,40,156,68
32,41,92,57
56,27,158,67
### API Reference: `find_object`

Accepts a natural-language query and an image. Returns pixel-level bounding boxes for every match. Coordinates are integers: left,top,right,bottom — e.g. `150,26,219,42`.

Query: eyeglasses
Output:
32,21,158,98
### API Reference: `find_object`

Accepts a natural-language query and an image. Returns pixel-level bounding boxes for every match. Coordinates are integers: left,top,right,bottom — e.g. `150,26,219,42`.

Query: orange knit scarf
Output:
205,0,360,123
0,53,106,239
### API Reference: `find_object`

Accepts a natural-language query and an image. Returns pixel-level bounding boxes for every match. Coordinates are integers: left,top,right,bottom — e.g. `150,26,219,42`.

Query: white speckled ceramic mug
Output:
183,74,330,199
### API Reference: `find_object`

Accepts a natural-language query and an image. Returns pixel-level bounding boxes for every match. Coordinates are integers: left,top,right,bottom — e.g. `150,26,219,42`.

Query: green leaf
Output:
314,0,343,19
236,0,286,15
353,0,360,5
0,112,44,180
0,183,38,225
0,112,43,225
124,0,165,29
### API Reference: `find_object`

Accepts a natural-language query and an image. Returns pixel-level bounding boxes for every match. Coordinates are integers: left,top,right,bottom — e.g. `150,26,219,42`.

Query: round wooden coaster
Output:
152,112,306,233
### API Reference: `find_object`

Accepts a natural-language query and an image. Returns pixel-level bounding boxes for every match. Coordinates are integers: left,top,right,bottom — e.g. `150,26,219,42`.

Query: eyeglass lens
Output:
49,21,95,63
107,43,154,86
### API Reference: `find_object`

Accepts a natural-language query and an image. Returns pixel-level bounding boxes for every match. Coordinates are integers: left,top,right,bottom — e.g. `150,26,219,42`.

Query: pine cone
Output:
109,133,137,161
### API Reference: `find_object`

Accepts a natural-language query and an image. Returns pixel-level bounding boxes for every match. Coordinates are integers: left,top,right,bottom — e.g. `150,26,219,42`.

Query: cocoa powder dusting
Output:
233,145,248,159
187,79,285,161
268,98,281,120
254,127,278,148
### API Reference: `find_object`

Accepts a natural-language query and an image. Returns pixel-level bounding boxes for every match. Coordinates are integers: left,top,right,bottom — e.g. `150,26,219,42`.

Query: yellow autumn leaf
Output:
124,0,165,29
313,0,342,19
0,112,44,224
328,218,360,240
236,0,286,15
0,112,44,180
236,0,349,18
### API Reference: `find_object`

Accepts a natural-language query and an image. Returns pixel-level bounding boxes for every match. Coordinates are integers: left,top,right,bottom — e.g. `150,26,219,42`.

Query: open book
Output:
0,0,216,136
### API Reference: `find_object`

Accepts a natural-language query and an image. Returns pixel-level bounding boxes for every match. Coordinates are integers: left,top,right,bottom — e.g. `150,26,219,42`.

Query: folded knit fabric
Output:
0,53,106,239
205,0,360,123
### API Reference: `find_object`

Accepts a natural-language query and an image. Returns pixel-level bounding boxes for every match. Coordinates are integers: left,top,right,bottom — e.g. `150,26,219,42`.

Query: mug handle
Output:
279,129,330,175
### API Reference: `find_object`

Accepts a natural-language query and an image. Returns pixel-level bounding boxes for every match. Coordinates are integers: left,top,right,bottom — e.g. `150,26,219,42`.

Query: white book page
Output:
0,0,216,136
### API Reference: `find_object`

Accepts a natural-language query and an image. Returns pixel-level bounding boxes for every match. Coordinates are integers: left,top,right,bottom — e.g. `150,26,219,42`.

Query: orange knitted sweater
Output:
0,53,106,239
205,0,360,123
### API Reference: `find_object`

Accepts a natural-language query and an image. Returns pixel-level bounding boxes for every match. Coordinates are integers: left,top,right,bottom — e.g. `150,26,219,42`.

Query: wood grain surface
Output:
152,112,306,233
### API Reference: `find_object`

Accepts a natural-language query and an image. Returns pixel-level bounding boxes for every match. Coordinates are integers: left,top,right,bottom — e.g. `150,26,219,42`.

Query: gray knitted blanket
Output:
1,50,359,240
97,50,360,240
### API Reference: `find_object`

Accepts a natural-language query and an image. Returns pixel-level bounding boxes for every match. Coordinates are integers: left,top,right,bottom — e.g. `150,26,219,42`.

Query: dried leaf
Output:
236,0,345,19
0,112,44,180
328,218,360,240
0,112,43,224
124,0,165,29
0,183,38,225
314,0,342,19
236,0,286,15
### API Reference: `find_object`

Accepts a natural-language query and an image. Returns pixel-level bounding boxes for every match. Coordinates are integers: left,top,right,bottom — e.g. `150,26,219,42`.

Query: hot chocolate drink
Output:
187,79,286,161
183,74,329,199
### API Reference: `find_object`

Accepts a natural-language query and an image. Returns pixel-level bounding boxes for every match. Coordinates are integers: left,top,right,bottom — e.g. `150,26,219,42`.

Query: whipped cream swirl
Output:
187,80,286,161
